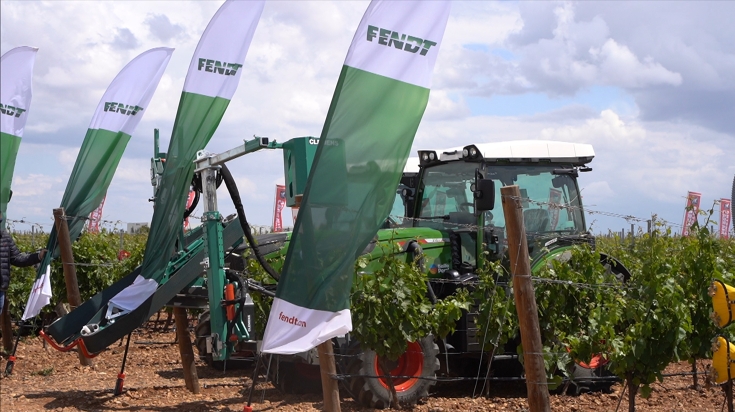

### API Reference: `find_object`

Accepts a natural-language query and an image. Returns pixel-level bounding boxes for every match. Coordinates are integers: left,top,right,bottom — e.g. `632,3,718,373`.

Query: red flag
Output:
86,195,106,233
682,191,702,237
720,199,731,239
183,190,196,230
273,185,286,232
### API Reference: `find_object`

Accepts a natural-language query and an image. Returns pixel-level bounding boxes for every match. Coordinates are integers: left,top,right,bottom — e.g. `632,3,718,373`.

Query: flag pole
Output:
3,322,23,376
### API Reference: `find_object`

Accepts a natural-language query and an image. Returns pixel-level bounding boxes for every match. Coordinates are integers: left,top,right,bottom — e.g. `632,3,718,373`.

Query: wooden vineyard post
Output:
53,207,93,367
317,340,341,412
173,306,200,393
500,185,550,412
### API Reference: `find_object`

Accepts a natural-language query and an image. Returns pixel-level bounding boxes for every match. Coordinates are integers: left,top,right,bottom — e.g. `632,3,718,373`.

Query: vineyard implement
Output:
191,139,631,408
42,134,630,409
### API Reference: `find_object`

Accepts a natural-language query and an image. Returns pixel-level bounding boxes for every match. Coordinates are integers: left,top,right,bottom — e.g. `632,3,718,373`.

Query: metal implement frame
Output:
194,136,280,361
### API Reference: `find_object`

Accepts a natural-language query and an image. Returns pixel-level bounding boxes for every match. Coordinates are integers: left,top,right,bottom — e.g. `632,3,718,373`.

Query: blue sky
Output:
465,85,636,117
1,1,733,236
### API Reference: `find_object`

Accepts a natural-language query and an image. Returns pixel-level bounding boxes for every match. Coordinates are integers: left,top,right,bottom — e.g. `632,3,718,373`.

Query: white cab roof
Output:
436,140,595,165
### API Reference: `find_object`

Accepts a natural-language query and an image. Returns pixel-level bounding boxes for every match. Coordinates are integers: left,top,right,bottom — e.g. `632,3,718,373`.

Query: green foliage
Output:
596,210,734,402
245,256,280,338
535,245,625,381
603,223,691,401
351,249,470,361
6,229,147,320
471,257,516,355
676,207,734,364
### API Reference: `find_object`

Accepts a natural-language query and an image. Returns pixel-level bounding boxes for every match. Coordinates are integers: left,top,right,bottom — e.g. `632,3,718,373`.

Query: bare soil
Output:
0,325,730,412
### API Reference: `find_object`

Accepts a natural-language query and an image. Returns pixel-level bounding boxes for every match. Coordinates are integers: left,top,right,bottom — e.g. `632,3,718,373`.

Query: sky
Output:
1,0,733,236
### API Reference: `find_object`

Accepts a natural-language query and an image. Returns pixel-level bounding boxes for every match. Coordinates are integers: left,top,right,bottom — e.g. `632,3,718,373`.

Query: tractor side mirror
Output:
473,169,495,212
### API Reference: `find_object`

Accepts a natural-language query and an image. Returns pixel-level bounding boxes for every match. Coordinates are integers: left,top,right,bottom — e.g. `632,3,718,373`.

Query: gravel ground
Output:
0,328,730,411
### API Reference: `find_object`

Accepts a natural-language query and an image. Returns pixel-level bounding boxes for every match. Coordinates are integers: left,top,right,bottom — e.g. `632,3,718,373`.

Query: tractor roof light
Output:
418,150,439,166
462,145,482,161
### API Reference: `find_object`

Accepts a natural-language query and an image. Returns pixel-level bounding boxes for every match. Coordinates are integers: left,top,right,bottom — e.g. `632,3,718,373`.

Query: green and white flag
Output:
22,264,51,321
262,0,451,354
138,0,264,282
24,47,173,320
1,46,38,223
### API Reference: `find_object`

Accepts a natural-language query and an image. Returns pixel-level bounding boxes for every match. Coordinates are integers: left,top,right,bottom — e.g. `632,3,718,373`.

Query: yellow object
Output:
710,337,735,384
709,280,735,328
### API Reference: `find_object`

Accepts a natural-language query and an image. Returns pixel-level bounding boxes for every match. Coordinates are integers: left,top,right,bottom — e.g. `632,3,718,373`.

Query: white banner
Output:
262,0,451,355
263,298,352,355
0,46,38,137
22,264,52,320
344,1,450,88
183,0,265,98
88,47,173,135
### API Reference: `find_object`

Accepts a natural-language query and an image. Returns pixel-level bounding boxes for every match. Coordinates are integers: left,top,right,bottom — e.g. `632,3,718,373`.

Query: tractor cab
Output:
379,140,595,282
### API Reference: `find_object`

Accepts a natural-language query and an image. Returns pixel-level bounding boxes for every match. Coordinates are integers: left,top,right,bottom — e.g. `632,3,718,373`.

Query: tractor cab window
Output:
485,165,586,237
382,188,407,228
416,162,476,230
416,162,586,237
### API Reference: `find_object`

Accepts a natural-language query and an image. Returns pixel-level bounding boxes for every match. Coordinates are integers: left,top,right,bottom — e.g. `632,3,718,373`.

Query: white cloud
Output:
417,108,734,230
7,173,65,228
516,3,682,94
1,1,733,234
58,148,80,171
424,91,470,121
114,158,152,184
580,181,615,201
12,173,63,198
538,110,734,212
591,39,682,88
509,1,735,134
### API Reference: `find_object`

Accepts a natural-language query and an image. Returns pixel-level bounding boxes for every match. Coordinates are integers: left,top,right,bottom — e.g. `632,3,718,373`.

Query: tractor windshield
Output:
415,162,586,235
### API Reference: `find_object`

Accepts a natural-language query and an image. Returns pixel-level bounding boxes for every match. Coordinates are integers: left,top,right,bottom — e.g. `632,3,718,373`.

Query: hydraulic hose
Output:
407,240,437,304
219,164,280,282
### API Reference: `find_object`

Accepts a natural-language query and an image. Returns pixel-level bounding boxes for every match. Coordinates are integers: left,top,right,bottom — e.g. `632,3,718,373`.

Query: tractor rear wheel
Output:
346,336,439,409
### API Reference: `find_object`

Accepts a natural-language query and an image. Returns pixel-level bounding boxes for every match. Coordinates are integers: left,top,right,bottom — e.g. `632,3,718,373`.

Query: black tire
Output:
568,361,619,395
194,311,254,371
194,311,226,370
268,356,323,394
345,336,439,409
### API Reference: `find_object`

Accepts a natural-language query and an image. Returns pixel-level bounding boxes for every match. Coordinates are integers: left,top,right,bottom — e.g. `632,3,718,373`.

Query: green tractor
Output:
200,140,629,407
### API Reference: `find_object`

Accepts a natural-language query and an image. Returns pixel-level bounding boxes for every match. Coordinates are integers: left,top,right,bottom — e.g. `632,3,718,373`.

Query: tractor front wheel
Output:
346,336,439,409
